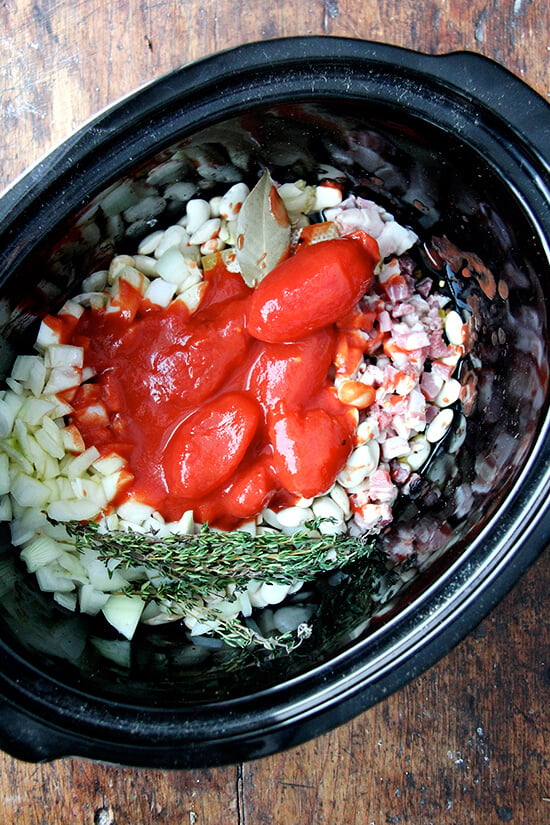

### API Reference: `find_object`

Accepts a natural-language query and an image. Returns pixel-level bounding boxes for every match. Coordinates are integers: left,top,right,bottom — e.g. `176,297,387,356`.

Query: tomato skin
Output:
269,407,354,498
247,237,379,343
163,392,261,498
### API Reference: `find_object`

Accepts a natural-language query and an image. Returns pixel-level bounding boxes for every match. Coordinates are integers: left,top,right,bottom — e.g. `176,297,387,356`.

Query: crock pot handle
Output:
433,51,550,170
0,701,73,762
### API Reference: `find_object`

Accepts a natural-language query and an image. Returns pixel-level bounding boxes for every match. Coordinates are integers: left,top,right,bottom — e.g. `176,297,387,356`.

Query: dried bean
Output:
426,408,454,443
154,225,190,258
189,217,221,246
138,230,164,256
338,441,380,489
185,199,211,234
445,310,467,346
219,182,249,219
434,377,461,407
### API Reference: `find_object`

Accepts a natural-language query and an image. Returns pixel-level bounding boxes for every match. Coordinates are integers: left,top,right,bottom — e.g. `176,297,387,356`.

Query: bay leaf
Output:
235,169,291,287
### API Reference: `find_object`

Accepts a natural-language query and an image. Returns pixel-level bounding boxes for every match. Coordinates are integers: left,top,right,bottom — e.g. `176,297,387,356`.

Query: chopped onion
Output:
46,499,104,522
79,549,129,592
65,445,101,477
20,535,64,572
53,591,78,611
35,564,76,593
102,594,145,640
79,583,110,615
11,474,51,508
0,495,12,521
0,391,23,438
0,453,9,495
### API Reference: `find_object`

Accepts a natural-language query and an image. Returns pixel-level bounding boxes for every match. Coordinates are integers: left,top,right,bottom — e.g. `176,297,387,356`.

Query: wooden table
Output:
1,1,549,822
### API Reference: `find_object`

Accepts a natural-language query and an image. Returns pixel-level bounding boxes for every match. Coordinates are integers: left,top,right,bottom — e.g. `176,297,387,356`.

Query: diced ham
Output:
389,461,411,486
368,468,397,503
421,369,444,400
382,436,410,460
378,309,392,332
353,502,394,531
404,387,427,431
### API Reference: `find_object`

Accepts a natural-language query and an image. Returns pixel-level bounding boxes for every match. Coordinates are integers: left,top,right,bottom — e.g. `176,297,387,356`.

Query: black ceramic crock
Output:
0,37,549,768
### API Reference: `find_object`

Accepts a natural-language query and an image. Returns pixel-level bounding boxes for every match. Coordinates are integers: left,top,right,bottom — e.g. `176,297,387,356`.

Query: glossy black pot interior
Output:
0,37,549,767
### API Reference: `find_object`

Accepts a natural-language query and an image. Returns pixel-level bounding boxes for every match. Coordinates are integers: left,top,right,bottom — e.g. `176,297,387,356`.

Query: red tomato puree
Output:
67,235,378,528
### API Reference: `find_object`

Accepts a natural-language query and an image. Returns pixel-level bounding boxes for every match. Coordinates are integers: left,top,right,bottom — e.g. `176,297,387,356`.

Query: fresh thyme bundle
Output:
65,518,377,649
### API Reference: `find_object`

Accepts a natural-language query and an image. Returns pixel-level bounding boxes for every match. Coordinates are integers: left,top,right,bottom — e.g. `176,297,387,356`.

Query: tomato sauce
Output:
68,235,378,528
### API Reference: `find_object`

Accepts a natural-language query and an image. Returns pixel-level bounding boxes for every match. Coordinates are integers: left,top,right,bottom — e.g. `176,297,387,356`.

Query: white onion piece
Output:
46,499,103,522
53,591,78,611
0,453,9,496
11,474,51,508
79,550,128,592
0,496,12,521
45,345,84,369
65,446,101,477
102,594,145,640
20,535,64,572
0,391,24,437
35,564,76,592
79,584,110,616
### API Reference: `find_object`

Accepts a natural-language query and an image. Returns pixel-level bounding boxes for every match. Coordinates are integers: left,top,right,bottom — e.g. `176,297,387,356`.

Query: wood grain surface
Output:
0,1,549,823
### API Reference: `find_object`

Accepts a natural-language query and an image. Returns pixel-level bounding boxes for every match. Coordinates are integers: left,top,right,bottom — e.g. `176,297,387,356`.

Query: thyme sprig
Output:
64,518,376,650
66,518,374,598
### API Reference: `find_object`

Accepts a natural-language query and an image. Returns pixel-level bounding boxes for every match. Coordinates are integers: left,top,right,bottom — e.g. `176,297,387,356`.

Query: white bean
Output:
82,270,108,292
133,254,158,277
123,195,166,224
154,225,190,259
261,509,283,530
445,310,466,346
146,160,186,187
329,484,351,519
294,496,314,508
200,237,225,255
312,495,344,524
219,182,250,219
426,408,454,443
185,199,211,234
276,506,312,529
138,230,164,256
209,195,223,217
434,377,461,408
106,214,125,241
338,441,380,489
273,605,314,633
356,418,380,443
404,435,431,470
447,413,467,454
189,217,221,246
